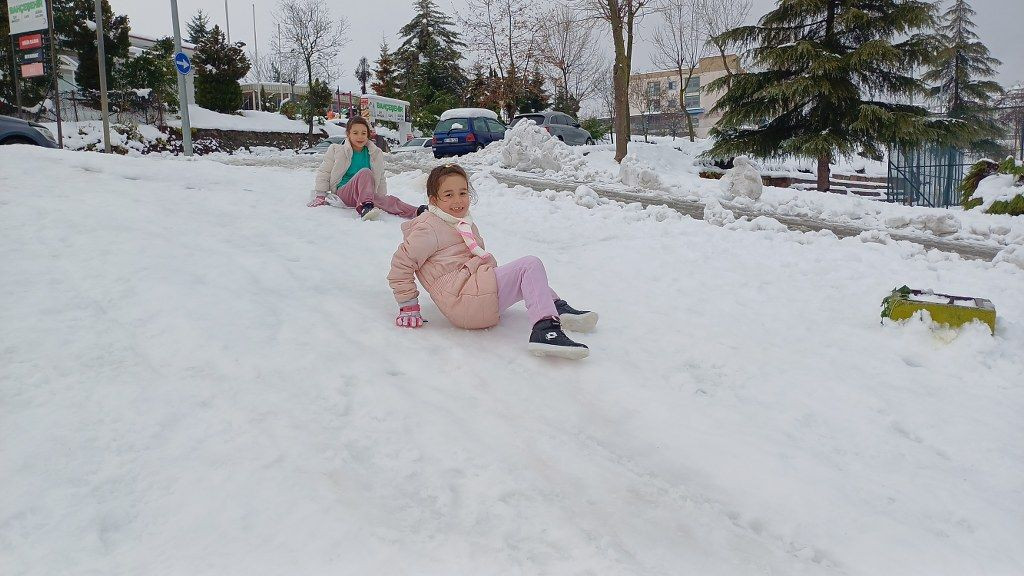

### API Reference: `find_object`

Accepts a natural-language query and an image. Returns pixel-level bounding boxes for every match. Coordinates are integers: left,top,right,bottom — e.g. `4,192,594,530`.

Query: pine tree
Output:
707,0,949,191
921,0,1003,153
393,0,468,130
64,0,131,93
187,9,211,45
120,37,178,110
463,63,488,107
354,56,372,94
193,25,251,113
520,69,551,114
370,41,398,97
303,78,333,122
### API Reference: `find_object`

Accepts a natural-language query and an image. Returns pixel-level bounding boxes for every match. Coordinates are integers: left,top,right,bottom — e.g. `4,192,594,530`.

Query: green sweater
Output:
337,147,371,189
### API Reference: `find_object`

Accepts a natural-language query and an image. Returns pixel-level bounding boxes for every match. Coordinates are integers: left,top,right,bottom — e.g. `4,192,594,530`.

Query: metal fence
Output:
886,144,971,208
4,89,168,127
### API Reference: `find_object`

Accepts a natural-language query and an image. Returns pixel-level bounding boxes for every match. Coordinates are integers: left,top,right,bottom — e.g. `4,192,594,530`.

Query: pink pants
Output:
495,256,559,325
336,168,418,218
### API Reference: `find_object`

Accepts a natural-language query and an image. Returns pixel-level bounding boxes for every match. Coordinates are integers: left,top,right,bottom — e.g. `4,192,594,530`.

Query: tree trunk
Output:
817,153,831,192
715,43,733,90
610,4,630,162
305,61,315,145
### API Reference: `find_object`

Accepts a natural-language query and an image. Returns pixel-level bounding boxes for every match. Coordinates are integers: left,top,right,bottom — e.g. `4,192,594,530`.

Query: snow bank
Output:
169,105,312,133
973,173,1023,212
718,155,763,201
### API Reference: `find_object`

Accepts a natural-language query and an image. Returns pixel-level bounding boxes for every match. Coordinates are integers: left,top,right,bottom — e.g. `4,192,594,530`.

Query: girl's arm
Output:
388,224,439,303
313,144,337,195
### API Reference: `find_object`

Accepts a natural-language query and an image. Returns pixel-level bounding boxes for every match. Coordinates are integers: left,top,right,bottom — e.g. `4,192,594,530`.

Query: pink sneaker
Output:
307,195,327,207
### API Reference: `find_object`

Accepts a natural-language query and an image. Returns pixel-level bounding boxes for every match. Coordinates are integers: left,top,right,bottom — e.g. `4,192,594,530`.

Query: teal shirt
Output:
337,147,371,189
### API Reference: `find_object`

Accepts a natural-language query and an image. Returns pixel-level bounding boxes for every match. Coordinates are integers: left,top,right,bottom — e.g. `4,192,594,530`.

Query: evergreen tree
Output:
393,0,468,130
354,56,372,94
193,25,251,113
64,0,131,93
303,78,333,122
463,63,488,107
707,0,949,191
120,37,179,110
187,10,212,45
370,41,398,97
921,0,1003,153
519,69,551,114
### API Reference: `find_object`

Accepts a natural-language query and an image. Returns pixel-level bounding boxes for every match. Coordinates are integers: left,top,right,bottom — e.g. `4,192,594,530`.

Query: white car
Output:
297,135,345,155
391,137,433,154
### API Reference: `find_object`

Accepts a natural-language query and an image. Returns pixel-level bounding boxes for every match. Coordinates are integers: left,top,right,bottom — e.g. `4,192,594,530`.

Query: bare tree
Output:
579,0,654,162
538,5,602,117
461,0,539,120
628,74,658,143
651,0,708,141
595,63,617,143
696,0,750,90
273,0,350,142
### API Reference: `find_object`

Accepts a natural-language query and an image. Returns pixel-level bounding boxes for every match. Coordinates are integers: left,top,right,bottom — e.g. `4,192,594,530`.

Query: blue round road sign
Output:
174,52,192,75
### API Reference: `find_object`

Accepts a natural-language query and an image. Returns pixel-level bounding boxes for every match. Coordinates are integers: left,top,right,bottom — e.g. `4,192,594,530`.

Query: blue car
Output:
432,112,506,158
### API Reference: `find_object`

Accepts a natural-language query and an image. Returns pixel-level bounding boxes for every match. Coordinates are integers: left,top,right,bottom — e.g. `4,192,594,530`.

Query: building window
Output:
647,81,661,97
685,94,701,110
667,80,676,91
685,76,700,94
650,99,661,112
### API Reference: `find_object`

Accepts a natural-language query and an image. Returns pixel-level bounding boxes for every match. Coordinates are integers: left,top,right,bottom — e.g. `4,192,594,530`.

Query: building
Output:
55,33,197,101
626,54,741,139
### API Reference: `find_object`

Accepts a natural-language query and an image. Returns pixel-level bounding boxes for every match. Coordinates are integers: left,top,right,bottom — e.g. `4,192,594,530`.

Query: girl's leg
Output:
494,256,559,325
371,190,419,218
334,168,376,208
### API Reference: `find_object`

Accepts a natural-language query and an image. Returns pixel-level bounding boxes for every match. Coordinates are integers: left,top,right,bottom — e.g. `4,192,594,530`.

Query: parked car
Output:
432,108,506,158
297,135,345,154
509,111,594,146
0,114,58,148
391,137,433,154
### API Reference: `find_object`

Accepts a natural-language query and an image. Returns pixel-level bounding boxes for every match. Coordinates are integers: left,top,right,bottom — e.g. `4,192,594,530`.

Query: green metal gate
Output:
886,144,969,208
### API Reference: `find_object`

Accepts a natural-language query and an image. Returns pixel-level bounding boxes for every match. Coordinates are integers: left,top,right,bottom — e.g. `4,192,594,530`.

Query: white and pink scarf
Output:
428,205,490,258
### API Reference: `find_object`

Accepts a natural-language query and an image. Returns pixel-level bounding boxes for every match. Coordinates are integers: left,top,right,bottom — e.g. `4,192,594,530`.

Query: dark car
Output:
432,114,506,158
297,135,346,154
0,114,58,148
509,111,593,145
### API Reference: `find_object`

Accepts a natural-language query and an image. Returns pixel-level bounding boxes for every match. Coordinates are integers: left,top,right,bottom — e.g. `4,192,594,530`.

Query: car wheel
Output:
475,143,484,152
556,135,564,142
586,138,595,145
1,136,35,146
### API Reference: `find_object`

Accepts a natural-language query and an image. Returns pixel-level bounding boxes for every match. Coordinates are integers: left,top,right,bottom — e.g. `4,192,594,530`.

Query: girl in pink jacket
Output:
388,164,598,359
308,117,425,221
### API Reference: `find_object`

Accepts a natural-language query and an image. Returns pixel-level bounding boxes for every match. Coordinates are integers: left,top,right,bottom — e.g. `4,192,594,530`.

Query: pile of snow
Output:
618,153,663,188
718,155,763,201
487,120,599,179
42,120,168,154
439,107,499,121
169,105,313,133
972,173,1023,212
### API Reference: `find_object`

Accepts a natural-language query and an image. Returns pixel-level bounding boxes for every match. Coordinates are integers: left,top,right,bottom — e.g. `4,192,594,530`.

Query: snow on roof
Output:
439,108,499,121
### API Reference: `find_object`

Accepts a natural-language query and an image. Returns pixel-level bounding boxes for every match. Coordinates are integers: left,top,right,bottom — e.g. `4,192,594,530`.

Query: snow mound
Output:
703,197,736,225
494,120,591,176
993,244,1024,270
973,173,1023,212
440,108,499,121
171,105,313,133
719,156,763,201
618,154,663,188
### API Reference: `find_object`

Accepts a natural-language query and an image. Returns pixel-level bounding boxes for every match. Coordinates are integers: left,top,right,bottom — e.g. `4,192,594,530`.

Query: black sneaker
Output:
417,204,428,216
554,299,599,333
358,202,382,221
528,318,589,360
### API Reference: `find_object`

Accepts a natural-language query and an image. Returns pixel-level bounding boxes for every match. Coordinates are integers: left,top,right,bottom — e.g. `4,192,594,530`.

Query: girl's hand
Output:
396,302,425,328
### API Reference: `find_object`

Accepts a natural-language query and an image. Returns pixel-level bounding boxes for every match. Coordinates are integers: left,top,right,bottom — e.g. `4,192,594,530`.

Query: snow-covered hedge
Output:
961,157,1024,216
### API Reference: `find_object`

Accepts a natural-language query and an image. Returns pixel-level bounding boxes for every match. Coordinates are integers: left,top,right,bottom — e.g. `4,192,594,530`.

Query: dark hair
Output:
346,116,371,134
426,163,476,203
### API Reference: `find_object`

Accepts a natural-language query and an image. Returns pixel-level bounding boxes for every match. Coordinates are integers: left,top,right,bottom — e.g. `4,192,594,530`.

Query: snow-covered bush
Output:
961,157,1024,216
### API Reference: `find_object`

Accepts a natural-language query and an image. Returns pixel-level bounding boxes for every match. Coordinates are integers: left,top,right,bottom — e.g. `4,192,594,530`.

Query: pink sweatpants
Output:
495,256,559,325
336,168,418,218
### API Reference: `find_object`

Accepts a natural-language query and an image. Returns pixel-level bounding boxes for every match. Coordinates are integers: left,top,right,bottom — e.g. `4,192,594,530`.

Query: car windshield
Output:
435,119,471,132
404,138,426,147
510,115,545,127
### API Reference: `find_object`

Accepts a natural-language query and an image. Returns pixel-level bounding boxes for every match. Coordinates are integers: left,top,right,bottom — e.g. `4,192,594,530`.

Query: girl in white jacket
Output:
308,117,424,221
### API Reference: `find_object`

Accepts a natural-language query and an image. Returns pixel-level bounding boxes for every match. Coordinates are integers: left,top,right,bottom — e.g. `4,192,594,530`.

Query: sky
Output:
111,0,1023,109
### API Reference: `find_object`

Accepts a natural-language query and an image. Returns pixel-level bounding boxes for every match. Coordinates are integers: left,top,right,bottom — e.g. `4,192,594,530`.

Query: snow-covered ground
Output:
2,146,1022,575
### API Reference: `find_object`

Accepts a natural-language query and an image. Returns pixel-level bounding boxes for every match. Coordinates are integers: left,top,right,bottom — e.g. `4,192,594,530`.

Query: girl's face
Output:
431,174,470,219
348,124,369,149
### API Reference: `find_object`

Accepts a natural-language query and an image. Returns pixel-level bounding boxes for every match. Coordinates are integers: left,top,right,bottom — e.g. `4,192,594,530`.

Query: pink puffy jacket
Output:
388,211,499,329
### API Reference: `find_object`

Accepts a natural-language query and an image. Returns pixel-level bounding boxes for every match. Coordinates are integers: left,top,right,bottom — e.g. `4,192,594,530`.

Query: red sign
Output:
20,62,45,78
18,34,44,50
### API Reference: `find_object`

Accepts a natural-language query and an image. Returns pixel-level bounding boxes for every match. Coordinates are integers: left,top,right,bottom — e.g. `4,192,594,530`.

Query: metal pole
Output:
94,0,111,153
170,0,193,156
225,0,231,44
46,0,64,148
10,36,22,119
252,3,259,111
